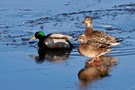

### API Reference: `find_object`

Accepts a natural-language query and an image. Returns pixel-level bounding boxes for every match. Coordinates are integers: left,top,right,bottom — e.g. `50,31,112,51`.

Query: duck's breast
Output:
78,43,96,58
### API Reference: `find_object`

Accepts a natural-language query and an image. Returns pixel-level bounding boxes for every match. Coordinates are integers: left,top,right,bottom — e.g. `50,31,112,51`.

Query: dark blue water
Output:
0,0,135,90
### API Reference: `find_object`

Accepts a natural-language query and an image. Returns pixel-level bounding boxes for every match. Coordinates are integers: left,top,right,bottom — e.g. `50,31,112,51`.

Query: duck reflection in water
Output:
78,56,118,89
29,49,71,63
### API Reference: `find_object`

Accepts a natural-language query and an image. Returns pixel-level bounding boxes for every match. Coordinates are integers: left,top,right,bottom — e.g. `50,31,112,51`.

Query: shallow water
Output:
0,0,135,90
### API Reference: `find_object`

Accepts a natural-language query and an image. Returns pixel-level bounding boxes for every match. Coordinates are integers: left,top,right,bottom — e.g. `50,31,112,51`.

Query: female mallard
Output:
82,16,121,46
75,34,111,64
29,31,73,49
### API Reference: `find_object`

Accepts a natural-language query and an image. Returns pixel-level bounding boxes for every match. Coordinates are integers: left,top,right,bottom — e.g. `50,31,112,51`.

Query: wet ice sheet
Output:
0,0,135,90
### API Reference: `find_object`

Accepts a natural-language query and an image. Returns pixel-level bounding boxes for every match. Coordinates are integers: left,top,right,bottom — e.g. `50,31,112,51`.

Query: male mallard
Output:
29,31,73,49
82,16,121,46
75,34,111,64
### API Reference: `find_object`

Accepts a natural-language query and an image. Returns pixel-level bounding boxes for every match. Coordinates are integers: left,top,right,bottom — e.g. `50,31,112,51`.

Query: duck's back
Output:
86,30,118,45
48,33,72,40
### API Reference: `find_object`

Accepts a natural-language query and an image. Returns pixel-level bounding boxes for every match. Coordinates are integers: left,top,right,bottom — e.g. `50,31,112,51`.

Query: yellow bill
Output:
29,36,36,40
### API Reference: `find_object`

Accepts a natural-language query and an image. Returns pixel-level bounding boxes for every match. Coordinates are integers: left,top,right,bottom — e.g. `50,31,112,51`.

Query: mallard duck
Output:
82,16,121,46
74,34,111,64
29,31,73,49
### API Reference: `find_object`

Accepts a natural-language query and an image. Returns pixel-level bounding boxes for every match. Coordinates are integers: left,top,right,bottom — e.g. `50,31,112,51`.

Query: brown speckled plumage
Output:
75,34,111,59
82,16,121,46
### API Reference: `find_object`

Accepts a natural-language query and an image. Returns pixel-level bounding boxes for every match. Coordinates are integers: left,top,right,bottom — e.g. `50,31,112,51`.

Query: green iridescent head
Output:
29,31,45,40
35,31,45,39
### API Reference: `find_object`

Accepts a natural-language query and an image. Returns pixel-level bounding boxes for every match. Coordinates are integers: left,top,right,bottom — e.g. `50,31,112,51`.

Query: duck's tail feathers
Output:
115,38,123,43
107,48,112,52
110,42,120,46
110,38,123,46
50,34,72,40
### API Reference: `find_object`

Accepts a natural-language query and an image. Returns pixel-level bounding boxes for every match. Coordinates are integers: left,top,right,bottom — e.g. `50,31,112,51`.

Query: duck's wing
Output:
87,40,109,49
92,31,112,39
44,36,72,49
48,33,72,40
91,31,119,45
87,40,111,58
87,40,101,49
